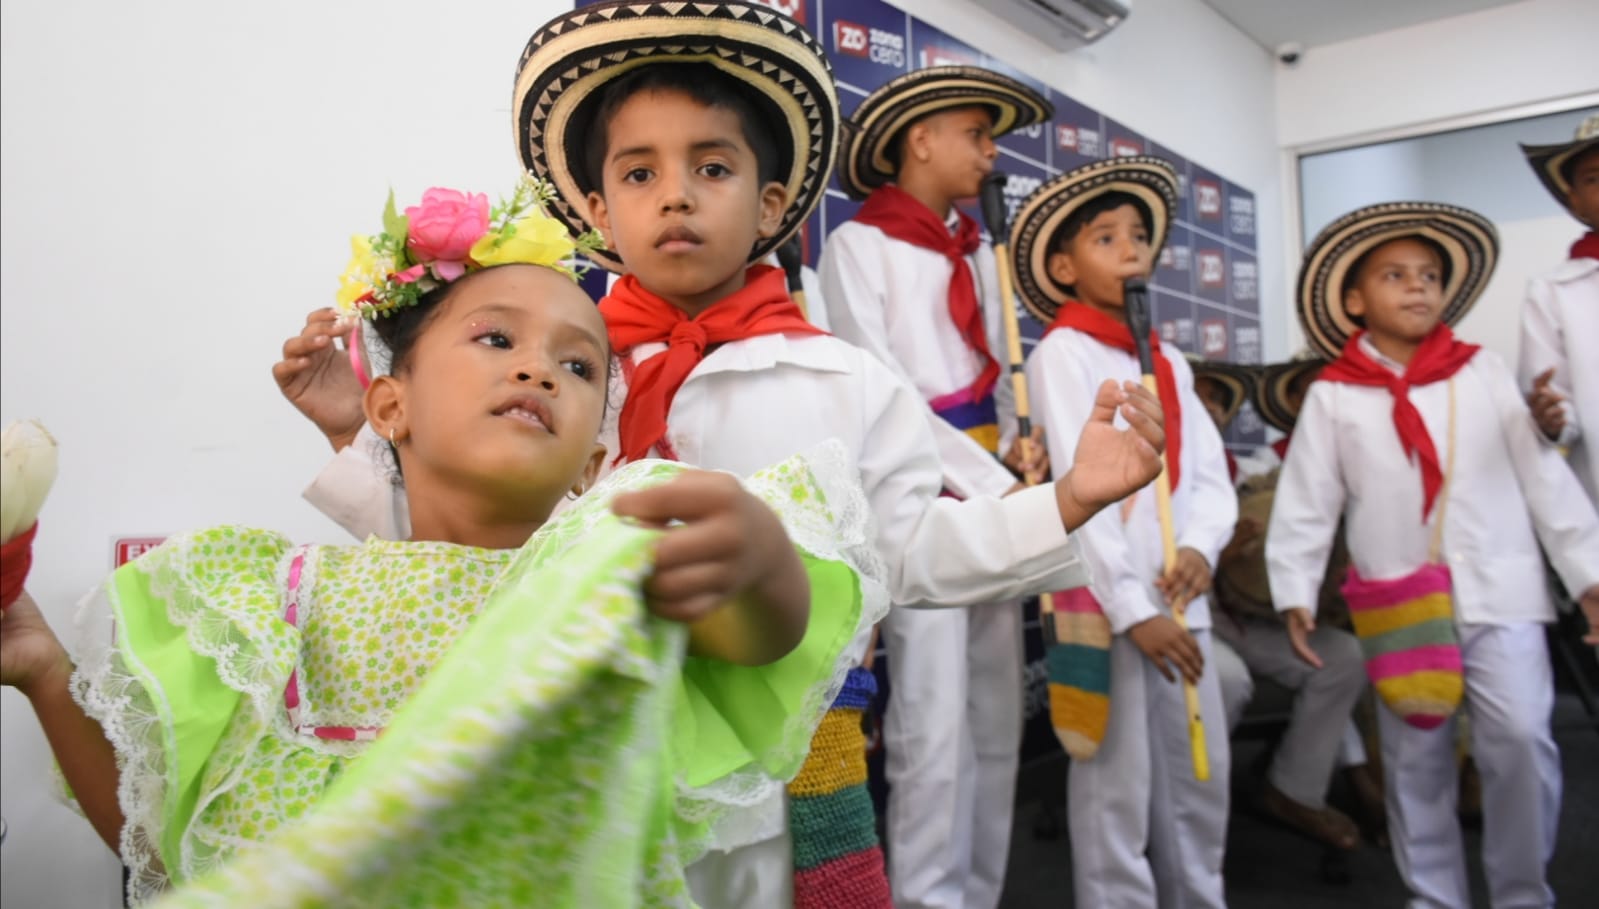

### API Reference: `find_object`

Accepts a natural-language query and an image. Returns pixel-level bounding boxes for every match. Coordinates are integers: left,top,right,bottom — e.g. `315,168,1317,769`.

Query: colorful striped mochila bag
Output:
1341,379,1463,729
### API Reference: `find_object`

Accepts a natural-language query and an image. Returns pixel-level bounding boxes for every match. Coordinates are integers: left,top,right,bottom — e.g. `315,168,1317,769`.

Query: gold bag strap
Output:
1429,378,1457,563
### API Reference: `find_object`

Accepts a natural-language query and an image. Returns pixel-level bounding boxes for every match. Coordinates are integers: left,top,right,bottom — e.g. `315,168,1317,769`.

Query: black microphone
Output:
775,234,805,296
978,171,1009,239
1123,277,1156,376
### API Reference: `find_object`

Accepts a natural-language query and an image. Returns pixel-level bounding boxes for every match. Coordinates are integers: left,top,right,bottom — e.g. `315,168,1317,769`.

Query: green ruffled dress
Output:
67,445,885,908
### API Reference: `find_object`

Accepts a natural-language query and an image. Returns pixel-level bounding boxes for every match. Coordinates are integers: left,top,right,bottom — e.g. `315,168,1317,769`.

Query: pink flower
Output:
404,188,489,280
392,264,427,284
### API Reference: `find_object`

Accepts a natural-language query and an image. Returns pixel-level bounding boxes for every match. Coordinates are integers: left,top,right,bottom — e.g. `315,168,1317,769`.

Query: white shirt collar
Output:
1357,334,1408,376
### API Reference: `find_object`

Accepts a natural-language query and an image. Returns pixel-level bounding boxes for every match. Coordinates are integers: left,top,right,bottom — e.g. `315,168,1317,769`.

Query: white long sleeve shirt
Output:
1518,256,1599,505
819,217,1019,500
1266,344,1599,625
1026,328,1238,634
304,331,1087,611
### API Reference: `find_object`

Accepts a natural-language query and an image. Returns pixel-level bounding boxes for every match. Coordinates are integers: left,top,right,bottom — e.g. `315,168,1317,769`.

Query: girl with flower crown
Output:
0,179,886,908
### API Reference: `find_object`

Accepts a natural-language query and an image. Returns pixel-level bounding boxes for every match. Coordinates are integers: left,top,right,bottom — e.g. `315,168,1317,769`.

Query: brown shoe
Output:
1263,781,1360,851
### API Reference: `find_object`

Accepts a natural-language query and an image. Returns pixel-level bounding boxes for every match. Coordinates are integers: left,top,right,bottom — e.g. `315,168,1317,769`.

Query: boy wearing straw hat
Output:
1010,157,1236,908
816,66,1054,909
1519,115,1599,516
1267,201,1599,908
281,4,1170,906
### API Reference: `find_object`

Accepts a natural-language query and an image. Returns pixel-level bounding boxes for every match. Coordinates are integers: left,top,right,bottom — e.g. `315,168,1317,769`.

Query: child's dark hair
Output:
1052,191,1155,251
1339,233,1452,298
885,104,999,171
367,265,615,481
1560,145,1599,184
582,62,786,192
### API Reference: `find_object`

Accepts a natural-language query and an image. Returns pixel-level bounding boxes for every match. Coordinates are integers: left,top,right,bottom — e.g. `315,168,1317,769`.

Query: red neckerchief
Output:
1045,300,1183,490
1318,326,1479,518
0,520,38,610
1270,436,1291,460
851,185,999,401
1571,231,1599,261
599,265,824,464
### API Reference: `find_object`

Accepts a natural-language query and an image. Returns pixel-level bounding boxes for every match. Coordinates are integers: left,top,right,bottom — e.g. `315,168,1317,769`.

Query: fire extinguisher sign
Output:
113,537,166,568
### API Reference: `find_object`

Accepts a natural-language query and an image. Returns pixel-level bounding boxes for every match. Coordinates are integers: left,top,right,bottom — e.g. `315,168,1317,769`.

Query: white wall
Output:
1275,0,1599,356
1276,0,1599,151
894,0,1289,357
0,0,1279,904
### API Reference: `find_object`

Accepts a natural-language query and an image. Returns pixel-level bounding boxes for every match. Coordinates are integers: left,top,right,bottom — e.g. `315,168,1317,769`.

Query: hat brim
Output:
1008,156,1180,324
1296,202,1498,361
513,1,838,272
1521,137,1599,213
1188,360,1253,430
1254,358,1327,434
839,66,1052,201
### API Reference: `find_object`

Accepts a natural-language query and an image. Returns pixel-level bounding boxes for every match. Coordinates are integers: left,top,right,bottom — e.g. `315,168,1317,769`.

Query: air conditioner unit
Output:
979,0,1131,49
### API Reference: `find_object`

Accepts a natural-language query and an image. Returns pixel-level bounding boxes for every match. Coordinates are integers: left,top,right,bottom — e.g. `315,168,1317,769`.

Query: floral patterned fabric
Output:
67,444,885,908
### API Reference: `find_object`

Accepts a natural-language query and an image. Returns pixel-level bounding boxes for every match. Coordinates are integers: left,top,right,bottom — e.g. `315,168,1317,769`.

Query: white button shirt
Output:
1266,344,1599,625
304,332,1087,611
1519,256,1599,505
1026,328,1238,634
819,218,1018,500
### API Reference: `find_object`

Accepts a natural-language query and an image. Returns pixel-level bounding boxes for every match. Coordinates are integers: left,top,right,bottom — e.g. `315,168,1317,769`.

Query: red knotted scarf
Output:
1570,231,1599,262
1046,301,1184,490
0,521,38,611
852,185,1000,401
599,265,823,464
1318,325,1479,519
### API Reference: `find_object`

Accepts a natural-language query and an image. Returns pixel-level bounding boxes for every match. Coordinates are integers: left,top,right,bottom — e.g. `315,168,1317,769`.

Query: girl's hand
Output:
1055,381,1165,530
1155,547,1213,612
612,471,809,665
272,308,366,452
1,591,72,699
1127,614,1204,684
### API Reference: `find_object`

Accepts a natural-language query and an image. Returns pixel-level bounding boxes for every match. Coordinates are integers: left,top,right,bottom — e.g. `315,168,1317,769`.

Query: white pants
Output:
1068,631,1231,909
883,602,1024,909
685,826,792,909
1380,622,1560,909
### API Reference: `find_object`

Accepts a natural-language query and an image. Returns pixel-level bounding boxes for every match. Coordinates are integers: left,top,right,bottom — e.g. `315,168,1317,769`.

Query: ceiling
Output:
1201,0,1525,50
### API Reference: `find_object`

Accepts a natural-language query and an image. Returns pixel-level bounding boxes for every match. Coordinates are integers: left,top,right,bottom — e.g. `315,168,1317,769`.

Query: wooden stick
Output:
978,175,1056,633
1126,279,1209,783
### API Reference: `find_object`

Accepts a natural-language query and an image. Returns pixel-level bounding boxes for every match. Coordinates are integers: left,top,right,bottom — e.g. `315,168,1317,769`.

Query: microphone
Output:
774,234,809,318
1123,277,1155,376
978,171,1009,240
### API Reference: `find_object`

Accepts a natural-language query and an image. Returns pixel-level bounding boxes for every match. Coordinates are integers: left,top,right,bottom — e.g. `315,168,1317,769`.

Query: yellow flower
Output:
335,235,383,311
469,213,576,270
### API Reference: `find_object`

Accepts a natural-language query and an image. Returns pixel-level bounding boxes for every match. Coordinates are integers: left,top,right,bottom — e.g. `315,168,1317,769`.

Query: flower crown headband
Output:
332,176,602,386
334,175,601,320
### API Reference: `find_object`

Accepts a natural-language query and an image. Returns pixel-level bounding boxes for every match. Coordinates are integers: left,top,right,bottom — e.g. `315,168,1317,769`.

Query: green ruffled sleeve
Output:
69,527,297,900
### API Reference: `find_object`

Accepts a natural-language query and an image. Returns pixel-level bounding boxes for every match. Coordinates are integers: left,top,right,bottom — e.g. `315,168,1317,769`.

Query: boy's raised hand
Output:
1527,368,1568,440
1054,380,1166,530
611,471,810,666
272,308,366,452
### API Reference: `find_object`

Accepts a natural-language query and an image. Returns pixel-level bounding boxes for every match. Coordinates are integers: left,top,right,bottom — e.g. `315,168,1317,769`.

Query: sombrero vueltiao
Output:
1008,156,1180,324
1254,357,1328,434
1521,114,1599,213
1296,201,1498,361
512,0,839,272
838,66,1052,201
1186,356,1255,431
